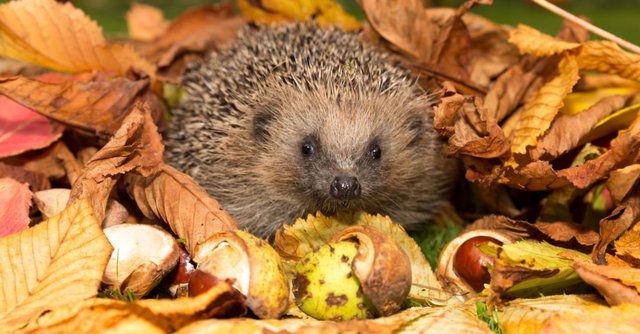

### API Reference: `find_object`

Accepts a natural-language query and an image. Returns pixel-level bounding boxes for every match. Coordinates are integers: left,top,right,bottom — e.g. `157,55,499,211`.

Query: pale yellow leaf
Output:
0,0,154,75
238,0,359,31
396,303,491,334
509,55,580,158
541,303,640,334
499,294,606,334
560,87,638,116
508,24,579,57
0,199,112,330
274,212,450,305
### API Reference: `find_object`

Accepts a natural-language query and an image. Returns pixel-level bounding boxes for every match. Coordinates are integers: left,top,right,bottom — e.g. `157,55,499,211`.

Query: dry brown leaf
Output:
534,221,600,246
433,84,510,159
141,4,246,69
498,294,606,334
614,225,640,264
33,188,70,219
607,164,640,203
274,212,450,305
574,261,640,306
125,164,238,255
509,55,580,159
15,279,245,333
0,163,50,191
69,103,164,223
577,41,640,80
0,0,154,76
126,3,169,42
593,195,640,263
0,199,112,330
531,94,634,160
0,75,150,136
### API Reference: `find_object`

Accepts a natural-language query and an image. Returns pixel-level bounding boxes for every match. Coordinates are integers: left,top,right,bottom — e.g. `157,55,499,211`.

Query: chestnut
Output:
453,236,502,292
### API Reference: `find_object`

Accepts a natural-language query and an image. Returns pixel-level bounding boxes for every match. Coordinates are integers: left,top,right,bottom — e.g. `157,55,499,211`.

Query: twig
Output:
531,0,640,54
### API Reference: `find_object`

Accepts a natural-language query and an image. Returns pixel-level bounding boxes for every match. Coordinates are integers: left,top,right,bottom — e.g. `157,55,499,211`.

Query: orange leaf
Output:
126,3,169,42
0,75,150,136
0,0,154,76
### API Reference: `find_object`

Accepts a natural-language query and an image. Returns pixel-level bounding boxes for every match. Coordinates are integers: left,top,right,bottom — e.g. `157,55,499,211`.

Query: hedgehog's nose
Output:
330,175,361,200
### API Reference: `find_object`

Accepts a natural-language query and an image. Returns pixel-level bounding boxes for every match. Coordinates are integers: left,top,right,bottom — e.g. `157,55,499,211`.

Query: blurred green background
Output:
73,0,640,43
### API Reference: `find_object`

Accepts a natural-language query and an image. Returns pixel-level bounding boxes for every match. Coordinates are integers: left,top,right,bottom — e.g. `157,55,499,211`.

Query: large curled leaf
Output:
69,103,164,223
0,75,150,136
274,211,450,305
125,164,238,255
0,0,154,75
0,199,112,330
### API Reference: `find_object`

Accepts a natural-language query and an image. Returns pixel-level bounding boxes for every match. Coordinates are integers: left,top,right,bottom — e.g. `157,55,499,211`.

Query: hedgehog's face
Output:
251,85,443,218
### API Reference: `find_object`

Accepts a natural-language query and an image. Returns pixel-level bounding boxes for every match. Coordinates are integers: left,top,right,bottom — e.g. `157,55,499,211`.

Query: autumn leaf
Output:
274,211,450,305
607,164,640,203
0,163,50,191
0,0,154,76
69,103,164,223
498,294,606,334
0,75,150,136
140,4,246,70
16,279,245,333
177,303,492,334
125,164,238,255
0,199,112,330
540,303,640,334
531,94,634,160
593,193,640,263
482,240,591,299
574,260,640,306
0,95,63,158
0,177,31,237
126,3,169,42
239,0,359,31
508,55,580,160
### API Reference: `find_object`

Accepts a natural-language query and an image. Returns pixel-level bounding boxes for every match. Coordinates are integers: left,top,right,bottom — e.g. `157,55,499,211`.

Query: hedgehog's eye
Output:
301,140,316,156
369,145,382,160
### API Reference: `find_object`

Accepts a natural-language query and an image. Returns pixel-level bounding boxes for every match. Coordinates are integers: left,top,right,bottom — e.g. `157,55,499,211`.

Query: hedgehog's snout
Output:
329,175,361,200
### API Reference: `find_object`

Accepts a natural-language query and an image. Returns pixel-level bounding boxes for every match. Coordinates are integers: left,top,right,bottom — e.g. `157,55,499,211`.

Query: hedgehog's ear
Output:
253,109,275,142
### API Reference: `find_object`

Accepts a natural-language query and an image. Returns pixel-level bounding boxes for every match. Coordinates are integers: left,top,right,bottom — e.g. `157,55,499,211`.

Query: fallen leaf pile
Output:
0,0,639,332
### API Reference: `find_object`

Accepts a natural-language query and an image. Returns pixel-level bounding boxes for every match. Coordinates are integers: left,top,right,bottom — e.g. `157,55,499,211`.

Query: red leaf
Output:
0,177,32,237
0,96,63,158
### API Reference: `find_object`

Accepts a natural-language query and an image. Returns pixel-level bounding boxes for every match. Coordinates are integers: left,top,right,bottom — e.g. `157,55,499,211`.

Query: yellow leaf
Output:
560,87,638,116
0,0,154,76
238,0,359,31
274,212,450,305
509,55,580,158
508,24,579,57
0,199,112,330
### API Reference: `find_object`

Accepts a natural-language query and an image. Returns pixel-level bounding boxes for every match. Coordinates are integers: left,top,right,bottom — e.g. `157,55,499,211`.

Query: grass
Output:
410,216,464,269
476,301,504,334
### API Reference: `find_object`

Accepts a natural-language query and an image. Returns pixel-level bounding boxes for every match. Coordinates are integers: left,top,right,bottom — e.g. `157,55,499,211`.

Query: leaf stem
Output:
531,0,640,54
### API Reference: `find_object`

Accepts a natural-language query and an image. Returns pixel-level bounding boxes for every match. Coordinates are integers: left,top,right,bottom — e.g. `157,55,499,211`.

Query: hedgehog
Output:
165,23,458,237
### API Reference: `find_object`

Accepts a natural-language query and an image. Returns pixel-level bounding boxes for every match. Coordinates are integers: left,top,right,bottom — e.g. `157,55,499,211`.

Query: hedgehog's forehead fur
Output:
166,23,456,236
